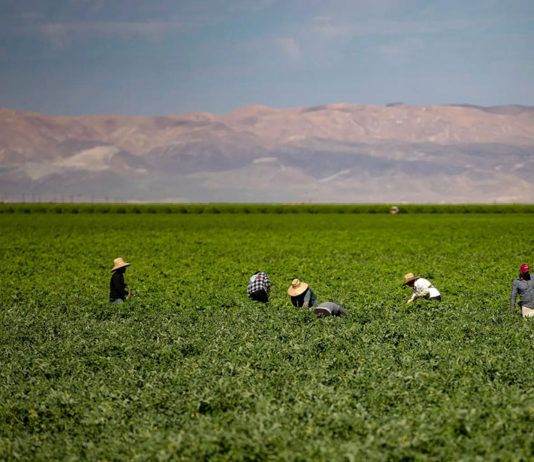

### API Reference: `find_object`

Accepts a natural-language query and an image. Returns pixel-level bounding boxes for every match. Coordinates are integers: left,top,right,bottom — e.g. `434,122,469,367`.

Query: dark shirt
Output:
291,287,318,308
110,271,127,302
249,289,269,303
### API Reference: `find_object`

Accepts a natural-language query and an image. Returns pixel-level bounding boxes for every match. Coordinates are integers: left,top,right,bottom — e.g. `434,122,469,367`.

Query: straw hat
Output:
402,273,420,285
111,257,131,272
288,278,309,296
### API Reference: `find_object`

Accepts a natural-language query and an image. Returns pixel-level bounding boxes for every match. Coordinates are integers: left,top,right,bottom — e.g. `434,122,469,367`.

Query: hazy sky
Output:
1,0,533,116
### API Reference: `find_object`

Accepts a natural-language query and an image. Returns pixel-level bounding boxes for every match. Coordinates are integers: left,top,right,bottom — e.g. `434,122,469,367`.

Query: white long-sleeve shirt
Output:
413,278,440,299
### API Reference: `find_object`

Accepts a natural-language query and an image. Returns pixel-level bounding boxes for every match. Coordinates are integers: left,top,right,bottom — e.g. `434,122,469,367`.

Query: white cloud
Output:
35,20,186,47
273,37,302,59
307,17,473,41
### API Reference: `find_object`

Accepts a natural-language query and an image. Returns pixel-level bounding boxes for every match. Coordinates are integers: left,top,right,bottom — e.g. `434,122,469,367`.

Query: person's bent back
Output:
247,271,271,303
314,302,348,317
288,279,318,308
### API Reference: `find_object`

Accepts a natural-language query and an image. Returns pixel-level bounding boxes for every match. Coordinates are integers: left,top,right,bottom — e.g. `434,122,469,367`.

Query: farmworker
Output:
403,273,441,304
510,263,534,318
110,257,131,304
288,279,318,308
314,302,348,317
247,271,271,303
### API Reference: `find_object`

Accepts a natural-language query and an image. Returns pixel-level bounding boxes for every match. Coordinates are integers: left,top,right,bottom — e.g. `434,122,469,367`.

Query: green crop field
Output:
1,208,534,460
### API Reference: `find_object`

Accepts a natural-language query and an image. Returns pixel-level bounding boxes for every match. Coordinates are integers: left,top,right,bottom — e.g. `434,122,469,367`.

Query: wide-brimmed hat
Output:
288,278,309,296
402,273,420,285
111,257,131,272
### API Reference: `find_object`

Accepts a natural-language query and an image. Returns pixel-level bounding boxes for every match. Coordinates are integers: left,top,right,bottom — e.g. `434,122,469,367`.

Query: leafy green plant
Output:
1,212,534,459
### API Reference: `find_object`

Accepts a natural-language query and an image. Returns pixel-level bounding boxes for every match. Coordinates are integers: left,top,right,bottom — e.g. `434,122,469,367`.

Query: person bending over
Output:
288,279,318,308
314,302,348,317
247,271,271,303
403,273,441,304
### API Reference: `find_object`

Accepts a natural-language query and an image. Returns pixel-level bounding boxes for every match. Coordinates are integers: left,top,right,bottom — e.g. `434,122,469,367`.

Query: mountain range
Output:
1,103,533,203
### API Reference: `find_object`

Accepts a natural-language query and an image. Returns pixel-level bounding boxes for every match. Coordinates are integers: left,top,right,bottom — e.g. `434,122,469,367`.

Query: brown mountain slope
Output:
0,104,533,203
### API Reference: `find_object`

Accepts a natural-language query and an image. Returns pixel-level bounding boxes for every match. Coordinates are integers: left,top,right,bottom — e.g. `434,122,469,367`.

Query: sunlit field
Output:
1,206,534,460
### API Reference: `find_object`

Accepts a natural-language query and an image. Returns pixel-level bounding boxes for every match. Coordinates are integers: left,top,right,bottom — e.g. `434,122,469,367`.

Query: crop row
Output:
1,203,534,214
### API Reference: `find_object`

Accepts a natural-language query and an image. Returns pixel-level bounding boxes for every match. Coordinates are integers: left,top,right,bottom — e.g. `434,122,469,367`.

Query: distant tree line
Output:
1,203,534,214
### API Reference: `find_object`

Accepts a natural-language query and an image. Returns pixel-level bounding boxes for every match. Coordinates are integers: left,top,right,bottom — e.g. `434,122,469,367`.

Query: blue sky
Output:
1,0,533,116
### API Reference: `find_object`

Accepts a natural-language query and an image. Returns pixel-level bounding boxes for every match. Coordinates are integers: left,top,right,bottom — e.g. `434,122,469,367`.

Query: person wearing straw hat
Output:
403,273,441,304
288,279,318,308
510,263,534,317
110,257,131,304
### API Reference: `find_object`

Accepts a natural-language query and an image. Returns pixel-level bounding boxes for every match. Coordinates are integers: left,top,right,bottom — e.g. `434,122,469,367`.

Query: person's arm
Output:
510,281,518,314
302,290,311,308
123,277,131,297
332,304,348,316
406,282,429,304
406,287,419,304
310,290,318,307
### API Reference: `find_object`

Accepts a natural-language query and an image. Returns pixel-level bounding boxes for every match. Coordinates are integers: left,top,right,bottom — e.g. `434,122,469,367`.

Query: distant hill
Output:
1,103,533,203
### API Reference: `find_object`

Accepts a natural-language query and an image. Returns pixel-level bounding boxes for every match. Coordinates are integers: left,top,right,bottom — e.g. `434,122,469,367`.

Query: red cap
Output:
520,263,530,273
